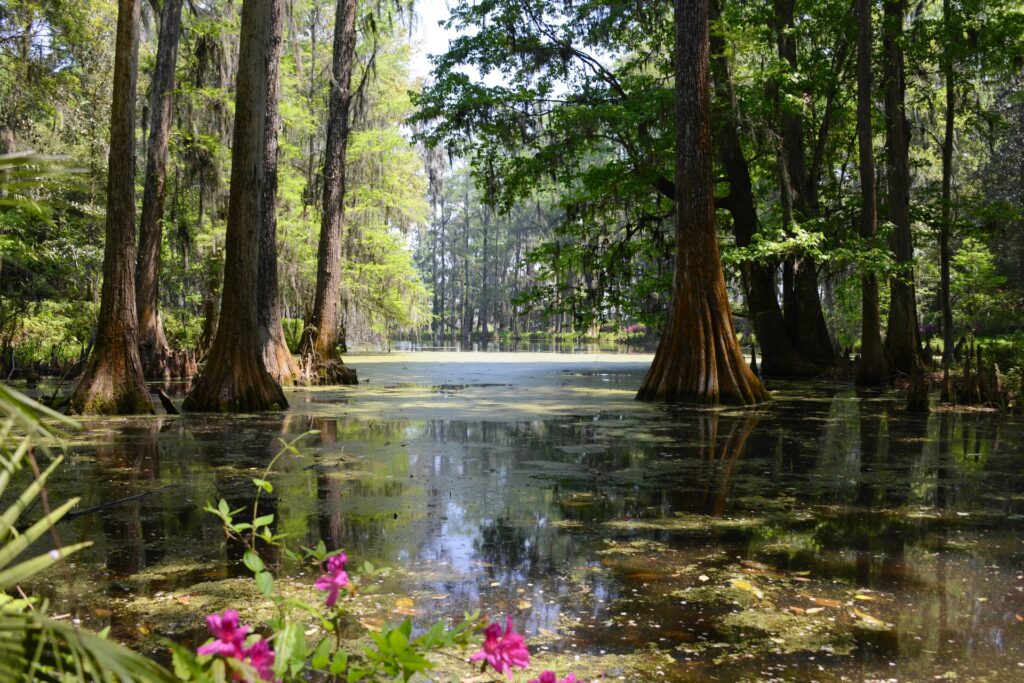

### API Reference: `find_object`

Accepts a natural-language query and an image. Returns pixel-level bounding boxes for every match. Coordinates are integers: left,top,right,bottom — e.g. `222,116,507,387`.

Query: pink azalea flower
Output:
470,616,530,680
314,552,351,607
242,638,276,681
197,610,250,658
528,672,577,683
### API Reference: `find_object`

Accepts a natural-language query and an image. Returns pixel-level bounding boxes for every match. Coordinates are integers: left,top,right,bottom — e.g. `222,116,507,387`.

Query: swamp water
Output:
19,352,1024,681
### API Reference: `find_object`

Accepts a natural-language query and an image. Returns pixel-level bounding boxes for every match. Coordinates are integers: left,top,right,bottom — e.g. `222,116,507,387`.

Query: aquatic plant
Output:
177,433,565,682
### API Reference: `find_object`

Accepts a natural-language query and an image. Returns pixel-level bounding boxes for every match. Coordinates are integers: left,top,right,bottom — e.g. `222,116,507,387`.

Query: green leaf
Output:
273,623,304,677
331,650,349,675
242,550,265,574
252,478,273,494
252,514,275,529
0,541,92,590
255,570,274,597
0,497,80,572
311,638,331,670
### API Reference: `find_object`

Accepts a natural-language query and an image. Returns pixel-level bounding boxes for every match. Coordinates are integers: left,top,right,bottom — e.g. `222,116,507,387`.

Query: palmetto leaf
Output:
0,609,177,682
0,386,175,681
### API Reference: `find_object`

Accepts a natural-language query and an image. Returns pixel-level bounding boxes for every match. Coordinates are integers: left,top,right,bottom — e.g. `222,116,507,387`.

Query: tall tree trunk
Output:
637,0,768,405
709,1,811,378
258,0,300,385
480,203,490,339
461,184,472,346
67,0,152,415
772,0,836,366
855,0,888,386
297,0,357,385
882,0,922,373
939,0,955,370
136,0,183,378
183,0,287,412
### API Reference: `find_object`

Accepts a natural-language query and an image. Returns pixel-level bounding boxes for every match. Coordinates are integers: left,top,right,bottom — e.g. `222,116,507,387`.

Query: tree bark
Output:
480,203,490,339
637,0,768,405
772,0,837,367
939,0,955,372
136,0,183,379
709,2,811,378
855,0,888,386
297,0,357,385
258,0,301,385
183,0,288,412
67,0,153,415
882,0,922,374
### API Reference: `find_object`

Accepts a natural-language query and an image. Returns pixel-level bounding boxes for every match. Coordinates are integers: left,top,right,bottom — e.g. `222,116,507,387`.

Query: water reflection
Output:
18,376,1024,680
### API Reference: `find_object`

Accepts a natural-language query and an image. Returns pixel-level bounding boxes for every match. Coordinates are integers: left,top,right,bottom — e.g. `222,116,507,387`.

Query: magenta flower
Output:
470,616,530,679
529,673,577,683
242,638,276,681
197,609,249,658
197,610,276,681
315,552,351,607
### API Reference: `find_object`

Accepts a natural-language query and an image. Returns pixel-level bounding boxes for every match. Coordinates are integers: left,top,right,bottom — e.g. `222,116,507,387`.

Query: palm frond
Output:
0,609,178,682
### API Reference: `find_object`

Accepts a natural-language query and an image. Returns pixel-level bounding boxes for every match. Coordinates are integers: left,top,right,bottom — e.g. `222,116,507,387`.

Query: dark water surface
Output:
19,353,1024,681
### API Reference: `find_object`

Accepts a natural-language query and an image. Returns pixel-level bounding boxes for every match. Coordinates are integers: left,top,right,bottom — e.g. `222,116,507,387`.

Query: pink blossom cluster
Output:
314,552,351,607
529,672,578,683
471,615,531,680
197,609,275,681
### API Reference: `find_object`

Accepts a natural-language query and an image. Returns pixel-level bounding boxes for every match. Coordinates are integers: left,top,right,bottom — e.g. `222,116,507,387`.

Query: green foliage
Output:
185,434,485,683
951,237,1009,332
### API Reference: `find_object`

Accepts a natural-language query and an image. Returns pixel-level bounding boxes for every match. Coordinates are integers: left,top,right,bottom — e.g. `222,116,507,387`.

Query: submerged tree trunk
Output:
637,0,768,405
258,0,300,385
855,0,888,386
183,0,287,412
297,0,357,385
67,0,152,415
882,0,922,374
136,0,184,379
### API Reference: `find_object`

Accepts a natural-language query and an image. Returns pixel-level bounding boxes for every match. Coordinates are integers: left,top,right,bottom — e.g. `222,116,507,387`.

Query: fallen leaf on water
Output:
395,597,415,609
1014,613,1023,622
431,594,449,600
698,575,710,582
175,594,192,605
517,600,532,610
853,608,886,627
808,596,842,608
359,617,384,631
788,606,806,614
516,588,526,594
854,594,878,601
137,625,150,635
489,581,501,587
741,560,774,571
92,608,112,618
805,607,825,615
730,578,764,598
